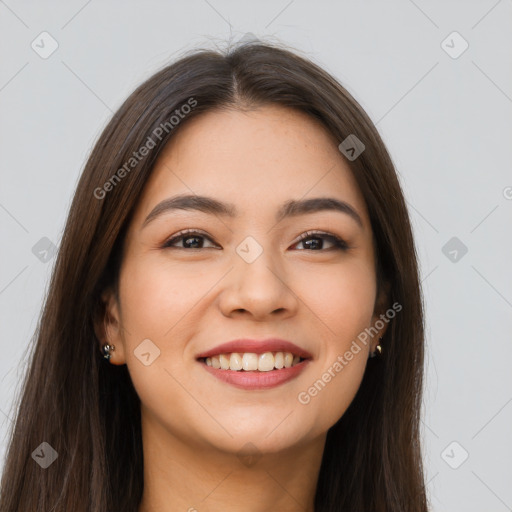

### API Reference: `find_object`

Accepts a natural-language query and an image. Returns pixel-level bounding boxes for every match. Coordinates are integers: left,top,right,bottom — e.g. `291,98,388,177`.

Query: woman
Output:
0,40,429,511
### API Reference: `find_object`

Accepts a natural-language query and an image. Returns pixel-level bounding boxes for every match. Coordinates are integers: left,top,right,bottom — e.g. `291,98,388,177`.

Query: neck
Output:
137,409,326,512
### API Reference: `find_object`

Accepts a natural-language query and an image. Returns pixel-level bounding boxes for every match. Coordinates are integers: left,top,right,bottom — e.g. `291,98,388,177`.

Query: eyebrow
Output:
141,193,364,229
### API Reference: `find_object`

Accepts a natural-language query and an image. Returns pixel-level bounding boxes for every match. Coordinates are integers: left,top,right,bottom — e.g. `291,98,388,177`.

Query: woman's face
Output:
104,104,387,455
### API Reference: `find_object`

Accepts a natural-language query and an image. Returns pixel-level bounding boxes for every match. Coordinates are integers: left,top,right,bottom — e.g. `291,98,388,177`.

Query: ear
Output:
93,287,126,365
370,279,392,351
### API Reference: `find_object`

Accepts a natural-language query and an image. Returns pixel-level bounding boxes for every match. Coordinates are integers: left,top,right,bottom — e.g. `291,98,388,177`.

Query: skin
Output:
100,104,389,512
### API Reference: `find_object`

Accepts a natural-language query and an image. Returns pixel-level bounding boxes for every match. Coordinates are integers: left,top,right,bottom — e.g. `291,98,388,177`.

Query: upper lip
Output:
196,338,313,360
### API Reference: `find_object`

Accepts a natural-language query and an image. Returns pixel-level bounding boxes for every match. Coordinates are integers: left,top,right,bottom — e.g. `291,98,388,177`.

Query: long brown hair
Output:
0,40,428,511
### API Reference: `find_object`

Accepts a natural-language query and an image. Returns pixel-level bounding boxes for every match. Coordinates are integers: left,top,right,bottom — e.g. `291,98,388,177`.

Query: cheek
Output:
120,254,216,338
292,257,377,342
289,259,376,433
115,255,205,390
297,350,368,437
116,257,222,442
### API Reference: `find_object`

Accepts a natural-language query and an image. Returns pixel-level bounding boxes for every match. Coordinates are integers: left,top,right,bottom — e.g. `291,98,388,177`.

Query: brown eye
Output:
163,230,218,249
291,231,348,251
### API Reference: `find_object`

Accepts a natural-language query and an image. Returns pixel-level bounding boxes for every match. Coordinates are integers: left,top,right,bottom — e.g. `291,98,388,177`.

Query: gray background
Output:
1,1,511,510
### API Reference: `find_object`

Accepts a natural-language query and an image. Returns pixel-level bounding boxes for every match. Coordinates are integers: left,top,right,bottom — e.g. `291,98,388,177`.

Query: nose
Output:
218,244,299,322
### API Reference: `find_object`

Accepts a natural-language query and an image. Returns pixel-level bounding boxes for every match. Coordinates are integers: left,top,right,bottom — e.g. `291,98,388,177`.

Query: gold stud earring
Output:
369,337,383,359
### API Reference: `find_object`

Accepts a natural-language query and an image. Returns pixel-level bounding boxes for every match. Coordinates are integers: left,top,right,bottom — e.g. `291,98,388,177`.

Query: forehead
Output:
132,104,370,227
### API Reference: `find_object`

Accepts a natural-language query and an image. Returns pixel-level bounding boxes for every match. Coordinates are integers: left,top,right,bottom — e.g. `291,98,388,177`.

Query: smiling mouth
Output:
199,351,307,372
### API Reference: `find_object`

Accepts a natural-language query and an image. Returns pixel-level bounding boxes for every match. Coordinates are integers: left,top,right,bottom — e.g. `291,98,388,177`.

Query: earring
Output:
102,310,115,361
369,337,383,359
102,343,115,361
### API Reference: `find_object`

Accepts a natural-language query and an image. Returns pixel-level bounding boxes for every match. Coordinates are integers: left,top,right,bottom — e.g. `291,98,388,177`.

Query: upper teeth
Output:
205,352,302,371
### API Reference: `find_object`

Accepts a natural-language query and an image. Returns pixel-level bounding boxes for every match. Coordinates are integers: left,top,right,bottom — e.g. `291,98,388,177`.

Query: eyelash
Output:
162,229,349,251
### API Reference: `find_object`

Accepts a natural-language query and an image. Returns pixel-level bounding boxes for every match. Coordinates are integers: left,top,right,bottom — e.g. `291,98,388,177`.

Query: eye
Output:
162,229,218,249
290,231,348,251
162,229,348,251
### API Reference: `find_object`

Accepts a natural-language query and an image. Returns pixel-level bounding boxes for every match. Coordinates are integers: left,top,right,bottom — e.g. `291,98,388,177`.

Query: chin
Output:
198,414,316,456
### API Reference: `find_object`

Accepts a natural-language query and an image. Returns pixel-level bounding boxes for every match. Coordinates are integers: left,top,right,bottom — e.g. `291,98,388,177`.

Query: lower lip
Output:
199,359,311,390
